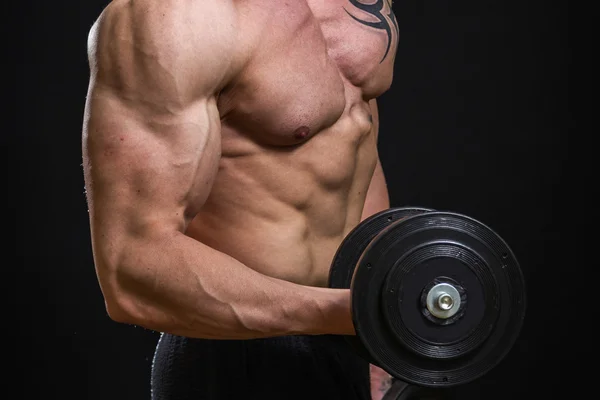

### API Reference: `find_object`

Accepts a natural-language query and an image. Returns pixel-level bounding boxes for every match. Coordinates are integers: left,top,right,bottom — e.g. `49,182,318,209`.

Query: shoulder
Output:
87,0,245,93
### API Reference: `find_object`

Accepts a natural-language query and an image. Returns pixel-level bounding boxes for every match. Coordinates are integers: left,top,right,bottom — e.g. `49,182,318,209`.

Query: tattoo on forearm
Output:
344,0,399,63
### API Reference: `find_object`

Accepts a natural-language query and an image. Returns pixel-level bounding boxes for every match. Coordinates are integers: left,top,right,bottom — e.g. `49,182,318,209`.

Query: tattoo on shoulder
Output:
344,0,399,63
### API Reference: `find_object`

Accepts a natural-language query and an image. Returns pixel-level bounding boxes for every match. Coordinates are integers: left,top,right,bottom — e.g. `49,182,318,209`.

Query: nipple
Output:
294,126,311,140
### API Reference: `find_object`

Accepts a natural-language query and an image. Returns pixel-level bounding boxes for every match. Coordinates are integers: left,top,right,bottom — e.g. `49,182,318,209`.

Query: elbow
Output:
98,264,146,326
94,240,153,326
95,257,136,324
93,234,177,330
103,289,175,335
104,296,136,325
99,266,167,331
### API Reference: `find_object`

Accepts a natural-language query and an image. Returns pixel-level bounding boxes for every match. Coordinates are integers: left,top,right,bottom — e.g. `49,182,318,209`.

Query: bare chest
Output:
218,0,398,145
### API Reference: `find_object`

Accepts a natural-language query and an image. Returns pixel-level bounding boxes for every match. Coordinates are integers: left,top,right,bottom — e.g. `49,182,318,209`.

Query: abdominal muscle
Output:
185,111,378,288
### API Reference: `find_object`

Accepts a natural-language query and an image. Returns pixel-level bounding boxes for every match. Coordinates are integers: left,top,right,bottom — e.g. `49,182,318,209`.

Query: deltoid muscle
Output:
344,0,399,63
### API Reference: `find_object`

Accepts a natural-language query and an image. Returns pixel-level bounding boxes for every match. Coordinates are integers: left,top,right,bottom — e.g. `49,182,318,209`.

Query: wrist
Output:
299,286,354,336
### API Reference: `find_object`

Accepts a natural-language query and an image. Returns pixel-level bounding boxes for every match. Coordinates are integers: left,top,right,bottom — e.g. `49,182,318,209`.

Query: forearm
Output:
100,230,353,339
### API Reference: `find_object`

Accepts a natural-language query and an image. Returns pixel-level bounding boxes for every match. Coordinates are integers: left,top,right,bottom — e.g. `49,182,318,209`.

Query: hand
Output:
300,286,355,336
323,287,355,336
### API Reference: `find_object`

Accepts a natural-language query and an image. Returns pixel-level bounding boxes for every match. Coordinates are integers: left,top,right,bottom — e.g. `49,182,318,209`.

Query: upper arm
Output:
361,99,390,220
82,0,239,265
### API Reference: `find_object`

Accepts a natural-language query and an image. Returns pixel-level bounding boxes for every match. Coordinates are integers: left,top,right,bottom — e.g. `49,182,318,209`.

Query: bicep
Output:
83,88,221,240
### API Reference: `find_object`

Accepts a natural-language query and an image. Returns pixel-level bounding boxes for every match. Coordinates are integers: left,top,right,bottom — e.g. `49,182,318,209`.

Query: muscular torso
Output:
180,0,398,287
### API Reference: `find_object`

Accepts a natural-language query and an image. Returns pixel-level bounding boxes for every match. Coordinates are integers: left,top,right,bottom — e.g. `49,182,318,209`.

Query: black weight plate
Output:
382,245,492,359
351,212,526,388
329,207,434,289
328,207,433,363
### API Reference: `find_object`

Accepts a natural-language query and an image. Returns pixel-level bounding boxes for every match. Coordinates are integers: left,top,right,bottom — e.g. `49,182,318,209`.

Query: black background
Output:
9,0,573,399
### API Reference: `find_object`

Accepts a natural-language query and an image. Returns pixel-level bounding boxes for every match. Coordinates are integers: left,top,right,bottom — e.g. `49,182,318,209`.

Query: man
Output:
82,0,399,398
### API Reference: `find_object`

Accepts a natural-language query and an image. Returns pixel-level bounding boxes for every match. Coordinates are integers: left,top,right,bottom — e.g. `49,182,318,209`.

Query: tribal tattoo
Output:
344,0,399,63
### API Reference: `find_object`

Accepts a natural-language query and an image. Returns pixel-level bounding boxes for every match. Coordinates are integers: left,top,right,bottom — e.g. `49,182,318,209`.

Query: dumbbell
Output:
328,207,526,388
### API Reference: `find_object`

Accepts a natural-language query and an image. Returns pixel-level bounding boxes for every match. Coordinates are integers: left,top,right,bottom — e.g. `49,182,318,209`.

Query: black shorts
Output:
151,333,371,400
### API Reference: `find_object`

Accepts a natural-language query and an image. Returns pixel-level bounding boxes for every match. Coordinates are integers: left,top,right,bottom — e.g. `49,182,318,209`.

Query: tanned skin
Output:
83,0,398,398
